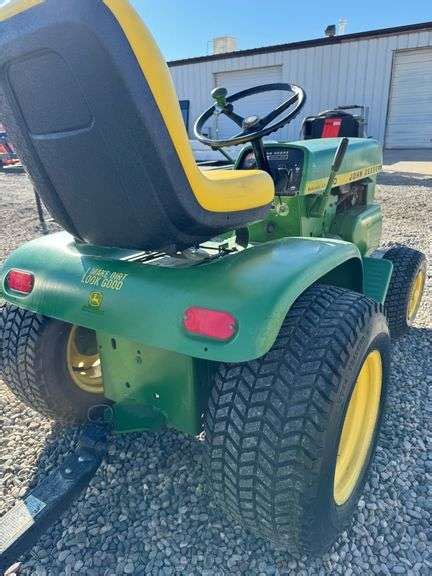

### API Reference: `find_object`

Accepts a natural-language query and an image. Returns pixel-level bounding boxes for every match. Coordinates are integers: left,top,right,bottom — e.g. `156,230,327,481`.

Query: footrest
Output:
363,256,393,304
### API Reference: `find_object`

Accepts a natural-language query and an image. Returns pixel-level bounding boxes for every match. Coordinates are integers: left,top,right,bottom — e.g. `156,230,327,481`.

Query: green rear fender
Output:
0,232,362,362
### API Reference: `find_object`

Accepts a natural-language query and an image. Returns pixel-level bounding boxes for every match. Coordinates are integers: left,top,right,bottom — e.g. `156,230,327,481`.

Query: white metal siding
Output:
170,29,432,145
385,48,432,148
214,66,283,139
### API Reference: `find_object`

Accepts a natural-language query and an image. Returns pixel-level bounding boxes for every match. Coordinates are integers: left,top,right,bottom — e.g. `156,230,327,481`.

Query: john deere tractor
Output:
0,0,426,558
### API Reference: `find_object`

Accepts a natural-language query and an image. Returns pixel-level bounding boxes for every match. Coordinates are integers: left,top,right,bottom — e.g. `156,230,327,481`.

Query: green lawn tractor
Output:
0,0,427,559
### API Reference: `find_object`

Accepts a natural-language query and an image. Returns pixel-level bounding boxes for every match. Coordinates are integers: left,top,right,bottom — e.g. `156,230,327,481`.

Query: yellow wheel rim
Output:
407,268,425,322
334,350,382,506
66,326,104,394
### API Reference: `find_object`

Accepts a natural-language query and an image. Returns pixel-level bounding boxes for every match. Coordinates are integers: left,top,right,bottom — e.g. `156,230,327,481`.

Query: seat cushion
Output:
197,168,274,212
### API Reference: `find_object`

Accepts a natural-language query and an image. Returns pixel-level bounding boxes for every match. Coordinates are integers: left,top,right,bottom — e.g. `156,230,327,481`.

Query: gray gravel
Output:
0,170,431,575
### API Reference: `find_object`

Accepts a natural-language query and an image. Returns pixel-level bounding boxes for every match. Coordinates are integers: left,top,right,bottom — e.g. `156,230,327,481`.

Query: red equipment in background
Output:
301,105,368,139
0,123,21,170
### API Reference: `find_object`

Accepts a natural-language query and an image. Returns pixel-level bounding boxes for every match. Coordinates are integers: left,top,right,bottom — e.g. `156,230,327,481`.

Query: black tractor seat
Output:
0,0,274,251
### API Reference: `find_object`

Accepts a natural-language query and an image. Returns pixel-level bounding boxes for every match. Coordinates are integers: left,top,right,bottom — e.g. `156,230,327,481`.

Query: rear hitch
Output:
0,422,108,571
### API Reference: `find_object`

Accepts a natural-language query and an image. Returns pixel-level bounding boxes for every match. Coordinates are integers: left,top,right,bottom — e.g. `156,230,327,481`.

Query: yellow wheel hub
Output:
66,326,104,394
334,350,382,506
407,268,425,322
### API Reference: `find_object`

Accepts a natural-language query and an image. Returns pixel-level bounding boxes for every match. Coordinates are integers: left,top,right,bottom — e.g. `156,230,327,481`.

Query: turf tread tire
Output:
204,284,390,555
382,245,426,338
0,303,104,422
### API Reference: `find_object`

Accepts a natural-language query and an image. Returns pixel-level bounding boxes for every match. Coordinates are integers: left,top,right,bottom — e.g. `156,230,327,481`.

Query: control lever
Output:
276,167,292,194
310,137,349,217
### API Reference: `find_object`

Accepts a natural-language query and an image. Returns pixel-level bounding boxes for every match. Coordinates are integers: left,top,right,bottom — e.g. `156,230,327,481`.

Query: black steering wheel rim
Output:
194,82,306,148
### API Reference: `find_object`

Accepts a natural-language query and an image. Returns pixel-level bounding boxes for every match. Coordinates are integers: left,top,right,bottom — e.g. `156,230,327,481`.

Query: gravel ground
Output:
0,170,431,576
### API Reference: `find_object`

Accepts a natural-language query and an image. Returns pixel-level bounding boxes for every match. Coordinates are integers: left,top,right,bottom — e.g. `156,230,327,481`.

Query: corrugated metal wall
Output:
169,29,432,145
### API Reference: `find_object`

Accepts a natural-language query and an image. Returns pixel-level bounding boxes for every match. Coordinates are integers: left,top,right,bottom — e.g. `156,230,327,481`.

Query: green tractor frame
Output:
0,0,427,560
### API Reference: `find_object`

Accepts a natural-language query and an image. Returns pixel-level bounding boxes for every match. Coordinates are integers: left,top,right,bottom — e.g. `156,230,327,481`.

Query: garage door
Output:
386,48,432,148
214,66,283,140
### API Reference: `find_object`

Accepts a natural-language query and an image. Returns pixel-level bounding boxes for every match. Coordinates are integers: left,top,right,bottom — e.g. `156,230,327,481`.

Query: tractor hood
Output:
0,232,362,362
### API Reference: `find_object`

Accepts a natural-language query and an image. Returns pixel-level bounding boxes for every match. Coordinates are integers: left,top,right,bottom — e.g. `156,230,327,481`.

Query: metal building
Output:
169,22,432,149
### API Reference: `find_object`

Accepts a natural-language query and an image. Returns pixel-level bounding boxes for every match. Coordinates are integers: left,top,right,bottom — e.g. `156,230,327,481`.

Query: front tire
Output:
0,303,106,422
382,245,426,337
204,285,390,555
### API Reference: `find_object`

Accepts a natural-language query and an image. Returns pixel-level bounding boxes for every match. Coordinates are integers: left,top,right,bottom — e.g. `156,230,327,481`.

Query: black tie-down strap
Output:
0,422,108,572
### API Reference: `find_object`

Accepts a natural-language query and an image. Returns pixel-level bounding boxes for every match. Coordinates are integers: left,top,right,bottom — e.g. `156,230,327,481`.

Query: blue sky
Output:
131,0,432,61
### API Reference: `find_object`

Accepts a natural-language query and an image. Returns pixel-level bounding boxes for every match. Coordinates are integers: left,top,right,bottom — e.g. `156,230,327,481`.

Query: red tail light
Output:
6,270,34,294
183,307,237,341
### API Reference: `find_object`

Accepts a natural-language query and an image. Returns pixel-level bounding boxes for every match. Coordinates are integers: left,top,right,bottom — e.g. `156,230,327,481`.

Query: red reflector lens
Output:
6,270,34,294
183,307,237,341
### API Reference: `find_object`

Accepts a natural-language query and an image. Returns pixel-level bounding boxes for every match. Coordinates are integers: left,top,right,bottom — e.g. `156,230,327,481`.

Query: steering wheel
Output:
194,83,306,148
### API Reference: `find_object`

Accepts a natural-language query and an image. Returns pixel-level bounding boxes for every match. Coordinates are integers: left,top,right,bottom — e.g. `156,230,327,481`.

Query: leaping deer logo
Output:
88,291,103,309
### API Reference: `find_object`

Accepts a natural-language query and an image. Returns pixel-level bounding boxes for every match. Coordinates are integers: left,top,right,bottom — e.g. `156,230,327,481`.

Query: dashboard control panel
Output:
237,146,304,196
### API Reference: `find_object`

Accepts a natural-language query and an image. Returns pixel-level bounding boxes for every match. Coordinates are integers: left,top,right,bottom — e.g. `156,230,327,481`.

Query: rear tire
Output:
0,303,106,422
204,285,390,555
382,245,426,338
